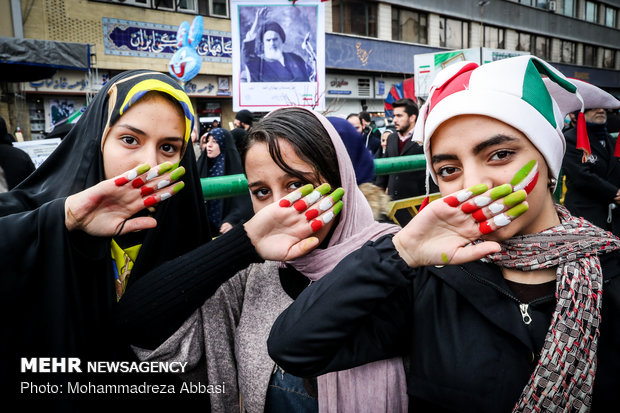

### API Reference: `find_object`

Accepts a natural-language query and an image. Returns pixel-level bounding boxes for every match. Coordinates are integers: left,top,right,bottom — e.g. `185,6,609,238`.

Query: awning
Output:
0,36,91,82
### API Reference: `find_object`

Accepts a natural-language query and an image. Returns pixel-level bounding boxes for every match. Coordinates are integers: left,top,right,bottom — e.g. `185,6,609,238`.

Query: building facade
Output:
1,0,619,139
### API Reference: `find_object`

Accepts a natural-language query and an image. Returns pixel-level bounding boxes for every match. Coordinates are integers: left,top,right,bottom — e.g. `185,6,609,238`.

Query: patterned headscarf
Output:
484,205,620,412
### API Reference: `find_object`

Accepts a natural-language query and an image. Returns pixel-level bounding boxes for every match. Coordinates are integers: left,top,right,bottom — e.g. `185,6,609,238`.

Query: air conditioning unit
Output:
548,0,557,12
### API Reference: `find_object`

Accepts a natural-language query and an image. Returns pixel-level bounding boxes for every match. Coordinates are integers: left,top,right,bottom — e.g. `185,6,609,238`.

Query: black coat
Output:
375,131,438,225
562,126,620,235
268,235,620,413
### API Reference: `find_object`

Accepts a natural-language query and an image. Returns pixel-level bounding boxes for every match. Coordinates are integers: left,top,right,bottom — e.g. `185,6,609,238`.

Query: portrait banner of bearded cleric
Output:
231,0,326,112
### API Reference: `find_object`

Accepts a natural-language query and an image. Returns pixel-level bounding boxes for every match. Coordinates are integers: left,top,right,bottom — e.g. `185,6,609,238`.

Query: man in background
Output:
375,98,437,226
563,106,620,236
359,111,381,155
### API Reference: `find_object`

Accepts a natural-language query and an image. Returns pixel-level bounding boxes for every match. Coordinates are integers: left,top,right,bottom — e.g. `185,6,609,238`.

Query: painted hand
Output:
393,160,536,268
244,183,344,261
64,162,185,236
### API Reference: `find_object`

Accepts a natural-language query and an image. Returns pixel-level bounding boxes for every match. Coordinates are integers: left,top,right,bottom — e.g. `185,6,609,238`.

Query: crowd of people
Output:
0,55,619,413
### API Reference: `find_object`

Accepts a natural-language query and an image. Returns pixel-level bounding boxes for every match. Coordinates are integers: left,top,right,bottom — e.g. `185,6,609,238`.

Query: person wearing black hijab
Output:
0,71,330,410
0,115,35,190
197,127,253,234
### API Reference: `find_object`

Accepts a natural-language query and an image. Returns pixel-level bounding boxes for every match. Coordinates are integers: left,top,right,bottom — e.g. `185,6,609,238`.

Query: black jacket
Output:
375,131,432,200
268,235,620,413
562,125,620,235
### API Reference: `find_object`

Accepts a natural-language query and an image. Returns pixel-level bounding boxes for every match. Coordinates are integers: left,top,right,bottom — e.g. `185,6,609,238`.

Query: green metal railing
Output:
200,154,427,200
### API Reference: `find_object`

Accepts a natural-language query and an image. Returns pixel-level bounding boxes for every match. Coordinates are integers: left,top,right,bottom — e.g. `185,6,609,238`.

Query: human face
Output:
381,131,390,149
584,108,607,125
245,139,337,246
102,94,185,180
233,118,241,128
430,115,560,240
206,135,221,158
347,116,362,134
263,30,283,59
393,107,416,135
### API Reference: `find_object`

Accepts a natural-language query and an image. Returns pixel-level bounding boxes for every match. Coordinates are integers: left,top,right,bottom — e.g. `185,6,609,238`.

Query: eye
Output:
288,181,305,192
252,188,271,201
161,143,180,154
489,150,515,162
436,166,460,178
121,136,138,146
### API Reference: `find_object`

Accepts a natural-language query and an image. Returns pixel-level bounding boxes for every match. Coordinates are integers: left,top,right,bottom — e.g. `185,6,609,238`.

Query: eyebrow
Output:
117,124,145,135
472,134,517,155
117,124,184,142
247,172,311,188
431,134,518,164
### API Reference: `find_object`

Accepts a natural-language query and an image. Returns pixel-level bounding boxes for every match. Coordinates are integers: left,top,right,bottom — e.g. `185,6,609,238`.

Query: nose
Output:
461,162,494,191
141,146,160,169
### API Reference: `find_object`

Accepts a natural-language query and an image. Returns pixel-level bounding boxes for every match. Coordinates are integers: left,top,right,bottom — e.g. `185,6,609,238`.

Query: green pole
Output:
200,155,428,199
373,154,427,176
201,173,248,200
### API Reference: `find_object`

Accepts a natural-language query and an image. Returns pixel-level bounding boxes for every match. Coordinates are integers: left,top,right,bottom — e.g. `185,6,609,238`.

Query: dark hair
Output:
243,108,341,188
392,98,418,117
359,111,371,123
346,113,360,121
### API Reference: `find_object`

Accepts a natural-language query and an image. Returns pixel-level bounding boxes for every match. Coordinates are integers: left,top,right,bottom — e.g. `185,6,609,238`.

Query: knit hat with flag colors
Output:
413,55,589,190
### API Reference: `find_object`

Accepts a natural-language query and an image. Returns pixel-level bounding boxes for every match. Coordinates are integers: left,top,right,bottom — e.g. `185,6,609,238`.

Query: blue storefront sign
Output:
103,18,232,62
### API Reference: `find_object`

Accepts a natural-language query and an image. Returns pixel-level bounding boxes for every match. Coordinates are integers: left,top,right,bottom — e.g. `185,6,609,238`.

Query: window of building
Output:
585,1,597,23
583,44,597,66
516,32,531,52
332,0,378,37
604,6,617,27
91,0,197,13
603,48,616,69
533,35,551,60
560,40,576,64
209,0,228,17
439,17,469,49
483,26,505,49
563,0,576,17
391,7,428,44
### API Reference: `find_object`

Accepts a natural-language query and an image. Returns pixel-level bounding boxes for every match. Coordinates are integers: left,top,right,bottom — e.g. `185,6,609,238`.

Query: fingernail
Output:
144,196,157,207
512,161,539,194
299,184,314,196
332,201,343,215
510,160,536,187
506,202,528,218
170,167,185,181
159,162,174,174
172,182,185,194
140,186,155,196
490,184,512,200
137,163,151,175
468,183,488,196
330,188,345,202
315,183,331,195
503,190,527,207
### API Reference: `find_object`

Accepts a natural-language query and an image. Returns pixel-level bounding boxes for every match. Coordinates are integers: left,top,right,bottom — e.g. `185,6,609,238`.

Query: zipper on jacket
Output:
459,265,553,326
519,303,532,325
